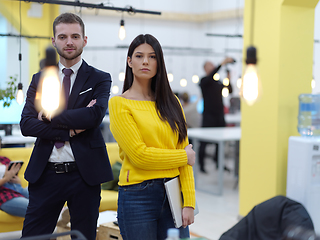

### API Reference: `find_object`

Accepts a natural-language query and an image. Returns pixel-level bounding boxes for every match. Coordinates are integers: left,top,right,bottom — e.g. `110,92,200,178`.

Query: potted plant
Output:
0,75,18,107
0,75,18,139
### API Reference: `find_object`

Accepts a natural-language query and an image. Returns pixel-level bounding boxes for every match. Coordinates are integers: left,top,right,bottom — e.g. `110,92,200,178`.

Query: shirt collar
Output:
58,59,83,74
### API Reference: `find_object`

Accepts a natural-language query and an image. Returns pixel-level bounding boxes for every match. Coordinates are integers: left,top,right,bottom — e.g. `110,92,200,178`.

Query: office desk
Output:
188,127,241,195
225,113,241,126
0,128,36,147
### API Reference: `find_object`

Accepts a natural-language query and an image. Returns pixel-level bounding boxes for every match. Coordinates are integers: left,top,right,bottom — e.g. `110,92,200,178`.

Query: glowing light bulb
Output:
223,77,229,86
40,66,60,113
16,83,24,105
180,78,187,87
213,73,220,81
119,72,125,81
35,47,64,117
118,19,126,41
222,87,229,97
240,46,261,106
312,78,315,89
237,76,242,89
112,85,119,94
167,73,174,82
241,64,260,105
192,75,199,83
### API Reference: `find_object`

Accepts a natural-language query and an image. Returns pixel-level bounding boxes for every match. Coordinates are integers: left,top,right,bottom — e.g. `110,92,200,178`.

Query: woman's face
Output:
128,43,157,81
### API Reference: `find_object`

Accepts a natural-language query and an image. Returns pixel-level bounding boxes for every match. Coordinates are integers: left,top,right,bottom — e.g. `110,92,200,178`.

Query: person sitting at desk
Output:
0,156,29,217
180,92,201,129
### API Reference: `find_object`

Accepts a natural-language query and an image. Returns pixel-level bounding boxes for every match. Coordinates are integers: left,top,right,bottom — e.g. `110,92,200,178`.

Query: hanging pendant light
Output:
180,78,187,87
237,76,242,89
112,85,119,94
240,46,262,106
16,83,24,105
222,87,229,97
35,47,62,117
213,73,220,81
16,1,24,105
223,69,230,86
119,71,125,81
223,77,230,86
311,77,315,89
192,75,199,83
118,19,126,40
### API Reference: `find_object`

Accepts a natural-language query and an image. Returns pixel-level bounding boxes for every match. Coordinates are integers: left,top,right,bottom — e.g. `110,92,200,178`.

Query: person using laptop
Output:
109,34,196,240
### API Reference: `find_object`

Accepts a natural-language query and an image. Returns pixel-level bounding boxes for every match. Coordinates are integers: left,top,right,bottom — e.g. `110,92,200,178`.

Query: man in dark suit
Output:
198,58,234,173
20,13,113,240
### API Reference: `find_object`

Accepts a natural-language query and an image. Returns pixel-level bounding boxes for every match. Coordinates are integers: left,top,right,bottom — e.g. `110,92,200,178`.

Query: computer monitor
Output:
0,100,24,135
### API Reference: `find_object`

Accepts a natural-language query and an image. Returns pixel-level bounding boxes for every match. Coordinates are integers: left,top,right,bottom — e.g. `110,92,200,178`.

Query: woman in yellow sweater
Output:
109,34,196,240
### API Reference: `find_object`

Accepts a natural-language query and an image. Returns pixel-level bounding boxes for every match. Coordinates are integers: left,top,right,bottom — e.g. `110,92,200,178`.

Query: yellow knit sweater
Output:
109,96,195,208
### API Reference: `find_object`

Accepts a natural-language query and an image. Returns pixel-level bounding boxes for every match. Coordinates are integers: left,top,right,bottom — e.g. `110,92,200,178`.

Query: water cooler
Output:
287,136,320,234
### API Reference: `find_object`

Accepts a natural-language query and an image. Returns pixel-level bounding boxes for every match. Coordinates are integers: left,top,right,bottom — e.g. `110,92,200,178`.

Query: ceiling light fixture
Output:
192,75,199,83
167,73,174,82
19,0,161,16
119,19,126,41
240,46,261,106
16,0,24,105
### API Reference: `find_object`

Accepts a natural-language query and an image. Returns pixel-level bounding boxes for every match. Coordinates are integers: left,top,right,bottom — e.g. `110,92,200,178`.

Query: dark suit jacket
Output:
199,65,233,127
20,60,113,186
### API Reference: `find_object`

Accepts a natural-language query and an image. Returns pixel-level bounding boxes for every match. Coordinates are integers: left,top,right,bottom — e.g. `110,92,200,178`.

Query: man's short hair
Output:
53,13,85,37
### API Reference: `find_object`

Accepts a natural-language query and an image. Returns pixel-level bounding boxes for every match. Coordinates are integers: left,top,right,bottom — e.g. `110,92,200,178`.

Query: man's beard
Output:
56,47,83,61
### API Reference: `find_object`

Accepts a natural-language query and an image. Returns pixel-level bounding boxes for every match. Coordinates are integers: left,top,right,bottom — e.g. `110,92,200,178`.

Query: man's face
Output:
52,23,87,63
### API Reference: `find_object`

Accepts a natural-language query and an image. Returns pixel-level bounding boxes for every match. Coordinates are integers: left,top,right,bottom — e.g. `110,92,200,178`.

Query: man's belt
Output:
47,162,77,174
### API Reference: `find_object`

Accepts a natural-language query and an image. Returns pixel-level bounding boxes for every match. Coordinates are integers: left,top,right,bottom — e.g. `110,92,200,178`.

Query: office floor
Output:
0,144,240,240
189,145,240,240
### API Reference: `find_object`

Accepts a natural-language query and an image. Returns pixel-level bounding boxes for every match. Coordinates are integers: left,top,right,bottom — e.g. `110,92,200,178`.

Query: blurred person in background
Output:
198,58,234,173
180,92,201,129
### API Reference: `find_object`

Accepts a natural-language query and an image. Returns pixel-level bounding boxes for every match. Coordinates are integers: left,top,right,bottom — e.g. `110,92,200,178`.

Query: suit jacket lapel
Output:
68,61,90,109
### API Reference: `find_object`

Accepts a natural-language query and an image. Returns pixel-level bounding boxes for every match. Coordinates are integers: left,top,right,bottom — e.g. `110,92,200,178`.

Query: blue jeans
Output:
117,178,189,240
1,183,29,217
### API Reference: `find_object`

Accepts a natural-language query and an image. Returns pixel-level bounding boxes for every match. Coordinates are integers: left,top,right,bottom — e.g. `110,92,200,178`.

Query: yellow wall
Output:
0,0,59,82
239,0,319,216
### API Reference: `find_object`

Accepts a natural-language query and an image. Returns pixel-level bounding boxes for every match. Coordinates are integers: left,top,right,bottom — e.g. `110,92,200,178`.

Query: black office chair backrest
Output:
17,230,87,240
219,195,314,240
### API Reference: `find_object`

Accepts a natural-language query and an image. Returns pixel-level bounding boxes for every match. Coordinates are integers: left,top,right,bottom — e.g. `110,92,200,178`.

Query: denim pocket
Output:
119,181,152,192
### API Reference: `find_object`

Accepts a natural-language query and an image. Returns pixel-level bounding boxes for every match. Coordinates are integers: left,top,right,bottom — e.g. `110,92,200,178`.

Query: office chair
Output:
219,195,314,240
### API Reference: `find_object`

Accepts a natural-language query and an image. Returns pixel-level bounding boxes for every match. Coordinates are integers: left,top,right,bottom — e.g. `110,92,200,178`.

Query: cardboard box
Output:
98,222,123,240
56,224,99,240
56,225,71,240
55,209,118,240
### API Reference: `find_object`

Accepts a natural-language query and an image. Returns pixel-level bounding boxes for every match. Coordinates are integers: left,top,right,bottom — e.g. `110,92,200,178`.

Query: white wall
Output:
59,0,244,107
0,15,29,99
5,0,320,108
0,0,245,109
313,2,320,94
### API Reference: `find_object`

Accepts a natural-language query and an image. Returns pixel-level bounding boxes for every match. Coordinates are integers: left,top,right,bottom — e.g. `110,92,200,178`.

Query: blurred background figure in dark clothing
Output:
198,57,234,173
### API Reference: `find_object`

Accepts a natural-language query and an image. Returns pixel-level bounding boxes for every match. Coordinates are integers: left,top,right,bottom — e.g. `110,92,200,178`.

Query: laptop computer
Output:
165,177,199,228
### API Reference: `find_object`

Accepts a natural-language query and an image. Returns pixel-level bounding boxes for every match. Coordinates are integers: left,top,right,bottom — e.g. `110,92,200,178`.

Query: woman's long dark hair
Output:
123,34,187,144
